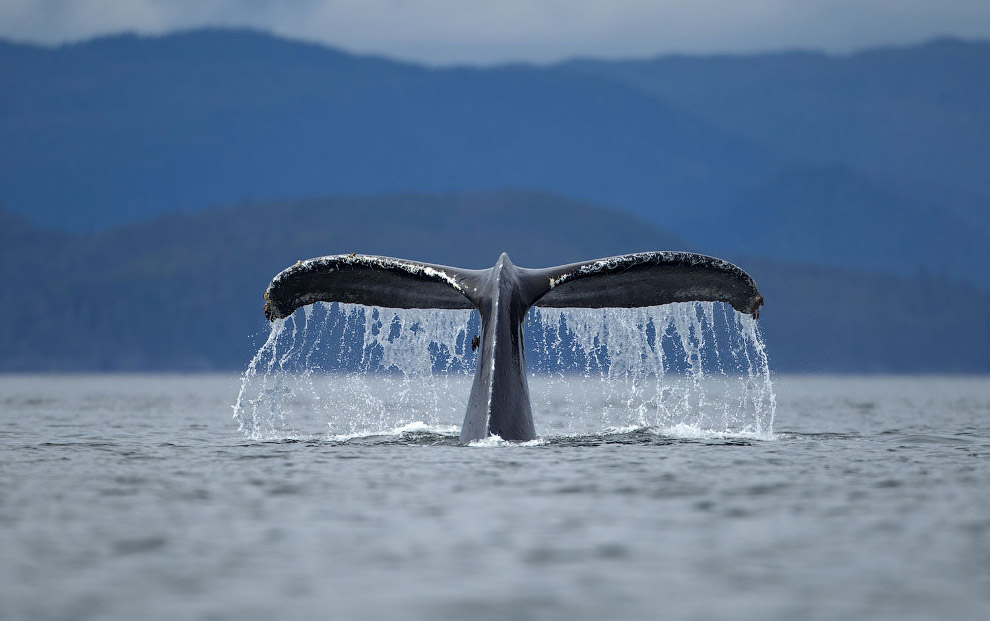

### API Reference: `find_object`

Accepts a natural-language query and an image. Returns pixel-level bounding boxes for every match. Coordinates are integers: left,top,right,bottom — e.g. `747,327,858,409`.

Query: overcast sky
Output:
2,0,989,64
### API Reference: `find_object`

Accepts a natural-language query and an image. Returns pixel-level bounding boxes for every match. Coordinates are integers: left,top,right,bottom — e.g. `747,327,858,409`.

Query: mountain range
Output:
1,29,988,372
2,29,987,286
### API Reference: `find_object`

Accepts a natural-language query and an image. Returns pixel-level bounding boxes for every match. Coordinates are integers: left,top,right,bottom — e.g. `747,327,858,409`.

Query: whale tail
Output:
262,252,763,443
522,252,763,318
263,255,481,321
263,252,763,321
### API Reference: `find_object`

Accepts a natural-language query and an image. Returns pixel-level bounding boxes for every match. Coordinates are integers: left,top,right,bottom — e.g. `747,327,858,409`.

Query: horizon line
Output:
1,25,986,69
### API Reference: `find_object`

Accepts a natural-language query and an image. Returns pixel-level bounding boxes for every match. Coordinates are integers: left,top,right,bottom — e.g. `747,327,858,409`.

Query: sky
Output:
1,0,989,65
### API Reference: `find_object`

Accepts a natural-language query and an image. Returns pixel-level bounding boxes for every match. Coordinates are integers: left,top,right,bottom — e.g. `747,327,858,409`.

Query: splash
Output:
233,301,774,441
528,302,775,438
233,302,476,440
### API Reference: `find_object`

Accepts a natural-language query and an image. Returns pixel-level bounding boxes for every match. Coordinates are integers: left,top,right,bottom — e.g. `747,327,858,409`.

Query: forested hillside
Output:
3,192,987,372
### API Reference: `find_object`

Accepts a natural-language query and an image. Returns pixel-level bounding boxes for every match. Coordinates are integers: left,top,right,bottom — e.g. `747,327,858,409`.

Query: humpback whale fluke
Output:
263,252,763,443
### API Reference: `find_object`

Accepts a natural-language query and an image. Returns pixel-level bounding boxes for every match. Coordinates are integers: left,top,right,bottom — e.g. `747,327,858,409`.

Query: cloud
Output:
1,0,988,64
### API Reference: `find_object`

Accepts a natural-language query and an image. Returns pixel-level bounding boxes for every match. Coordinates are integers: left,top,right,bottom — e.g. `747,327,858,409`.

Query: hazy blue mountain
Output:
2,192,986,373
742,257,990,373
561,38,990,215
0,29,775,231
560,39,990,284
0,29,987,290
692,164,985,278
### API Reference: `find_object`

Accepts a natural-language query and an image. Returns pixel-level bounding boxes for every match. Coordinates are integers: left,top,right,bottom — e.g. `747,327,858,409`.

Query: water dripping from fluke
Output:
233,252,775,443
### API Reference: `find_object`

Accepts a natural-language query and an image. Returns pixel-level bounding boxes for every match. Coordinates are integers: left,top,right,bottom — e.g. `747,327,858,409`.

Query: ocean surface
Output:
2,374,989,620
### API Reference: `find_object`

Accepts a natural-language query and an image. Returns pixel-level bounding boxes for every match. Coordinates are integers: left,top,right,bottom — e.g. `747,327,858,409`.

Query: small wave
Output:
533,425,774,447
466,434,548,448
650,423,776,441
603,424,643,434
597,423,775,442
325,421,459,442
894,433,973,445
239,432,324,443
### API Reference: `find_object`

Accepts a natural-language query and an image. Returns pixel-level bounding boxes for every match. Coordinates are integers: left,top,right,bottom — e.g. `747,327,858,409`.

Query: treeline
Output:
2,192,987,373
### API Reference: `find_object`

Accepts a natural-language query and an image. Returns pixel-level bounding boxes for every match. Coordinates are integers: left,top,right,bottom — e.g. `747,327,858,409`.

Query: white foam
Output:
603,424,644,434
466,435,548,448
325,421,460,442
654,422,776,441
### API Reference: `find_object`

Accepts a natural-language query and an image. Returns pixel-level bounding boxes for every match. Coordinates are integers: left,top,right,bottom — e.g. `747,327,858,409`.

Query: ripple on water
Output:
2,375,990,621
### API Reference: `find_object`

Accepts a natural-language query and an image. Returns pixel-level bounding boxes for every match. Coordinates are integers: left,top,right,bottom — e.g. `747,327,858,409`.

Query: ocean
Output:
2,373,988,620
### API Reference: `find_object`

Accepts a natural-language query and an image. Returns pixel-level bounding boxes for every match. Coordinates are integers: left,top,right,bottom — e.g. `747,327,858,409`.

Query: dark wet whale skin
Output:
459,254,537,442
